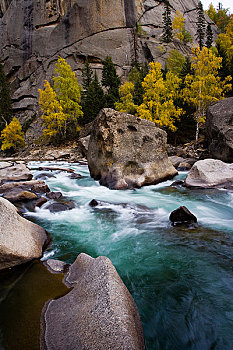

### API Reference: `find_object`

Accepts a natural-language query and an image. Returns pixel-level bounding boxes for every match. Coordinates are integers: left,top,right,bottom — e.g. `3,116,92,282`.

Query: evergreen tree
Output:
101,56,121,108
162,3,173,43
82,72,104,124
128,62,148,106
0,60,12,132
206,23,213,48
196,1,206,50
81,57,93,92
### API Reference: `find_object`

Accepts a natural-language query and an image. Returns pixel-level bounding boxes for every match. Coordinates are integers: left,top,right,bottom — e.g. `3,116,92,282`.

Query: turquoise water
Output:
27,161,233,350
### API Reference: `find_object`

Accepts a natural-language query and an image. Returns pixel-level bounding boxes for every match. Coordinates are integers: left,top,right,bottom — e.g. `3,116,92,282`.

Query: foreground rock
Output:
41,253,145,350
87,109,177,189
206,97,233,162
169,206,197,226
185,159,233,188
0,197,49,270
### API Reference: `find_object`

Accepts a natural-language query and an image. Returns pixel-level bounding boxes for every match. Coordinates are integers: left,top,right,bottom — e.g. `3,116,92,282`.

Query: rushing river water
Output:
24,161,233,350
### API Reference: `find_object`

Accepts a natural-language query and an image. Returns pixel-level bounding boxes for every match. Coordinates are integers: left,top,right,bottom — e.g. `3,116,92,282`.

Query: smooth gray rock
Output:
0,163,33,182
184,159,233,188
0,197,49,270
206,97,233,162
0,180,50,194
41,253,145,350
87,108,177,189
169,156,185,168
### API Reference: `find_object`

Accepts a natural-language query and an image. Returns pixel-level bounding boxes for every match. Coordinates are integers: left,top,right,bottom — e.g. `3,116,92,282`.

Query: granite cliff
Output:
0,0,217,143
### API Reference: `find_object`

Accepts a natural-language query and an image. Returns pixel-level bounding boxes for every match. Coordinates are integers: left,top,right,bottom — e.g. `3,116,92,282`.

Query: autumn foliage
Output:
1,117,25,151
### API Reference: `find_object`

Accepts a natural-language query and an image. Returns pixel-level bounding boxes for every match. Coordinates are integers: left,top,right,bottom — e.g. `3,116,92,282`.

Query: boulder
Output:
0,197,49,270
169,156,185,168
0,180,50,194
0,163,33,183
206,97,233,162
169,206,197,226
87,109,177,189
43,259,69,274
3,190,38,202
41,253,145,350
78,135,90,158
45,201,76,213
177,161,192,171
47,192,62,200
184,159,233,188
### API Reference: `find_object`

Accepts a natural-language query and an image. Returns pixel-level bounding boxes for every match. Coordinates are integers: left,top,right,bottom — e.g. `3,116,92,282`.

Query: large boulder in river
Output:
87,109,177,189
41,253,145,350
0,197,49,270
184,159,233,188
206,97,233,162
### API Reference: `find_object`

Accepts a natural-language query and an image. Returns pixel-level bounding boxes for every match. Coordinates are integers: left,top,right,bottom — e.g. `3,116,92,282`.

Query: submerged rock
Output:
206,97,233,162
45,201,75,213
41,253,145,350
87,109,177,189
184,159,233,188
0,197,49,270
169,206,197,226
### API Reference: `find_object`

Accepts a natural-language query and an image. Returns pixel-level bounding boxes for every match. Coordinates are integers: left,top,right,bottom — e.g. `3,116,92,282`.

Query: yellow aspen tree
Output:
1,117,25,151
172,10,185,42
217,15,233,69
183,46,232,142
39,80,68,141
115,81,137,114
137,61,183,131
53,57,83,135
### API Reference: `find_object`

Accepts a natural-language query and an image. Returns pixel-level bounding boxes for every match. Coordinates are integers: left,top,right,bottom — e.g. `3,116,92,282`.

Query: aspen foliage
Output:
217,15,233,69
183,46,232,142
115,81,137,114
1,117,25,151
172,10,185,42
39,57,83,143
137,62,183,131
39,80,68,140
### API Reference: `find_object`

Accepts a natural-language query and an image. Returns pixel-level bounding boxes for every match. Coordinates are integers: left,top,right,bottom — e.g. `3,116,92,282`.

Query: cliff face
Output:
0,0,217,142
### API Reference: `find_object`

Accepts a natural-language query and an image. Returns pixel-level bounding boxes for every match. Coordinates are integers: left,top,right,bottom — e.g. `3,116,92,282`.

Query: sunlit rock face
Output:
0,0,217,142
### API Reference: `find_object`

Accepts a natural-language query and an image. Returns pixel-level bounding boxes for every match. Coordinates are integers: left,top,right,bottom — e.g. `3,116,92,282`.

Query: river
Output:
12,161,233,349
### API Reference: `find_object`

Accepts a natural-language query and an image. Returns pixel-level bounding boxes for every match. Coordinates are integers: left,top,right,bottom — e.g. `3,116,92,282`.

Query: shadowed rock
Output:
169,206,197,226
0,197,49,270
41,253,145,350
87,109,177,189
206,97,233,162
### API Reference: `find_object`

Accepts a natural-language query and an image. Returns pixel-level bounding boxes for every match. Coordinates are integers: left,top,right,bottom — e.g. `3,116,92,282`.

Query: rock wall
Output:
0,0,217,143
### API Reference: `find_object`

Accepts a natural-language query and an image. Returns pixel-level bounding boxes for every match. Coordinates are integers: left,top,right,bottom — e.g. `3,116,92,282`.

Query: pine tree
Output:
81,57,93,92
196,1,206,50
162,3,173,43
206,23,213,48
82,72,104,124
0,60,12,132
101,56,121,108
128,62,148,106
1,117,25,151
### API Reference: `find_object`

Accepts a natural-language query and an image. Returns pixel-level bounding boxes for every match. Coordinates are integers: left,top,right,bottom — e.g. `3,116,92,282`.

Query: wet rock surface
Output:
87,109,177,189
41,253,145,350
169,206,197,226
